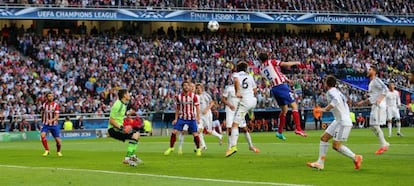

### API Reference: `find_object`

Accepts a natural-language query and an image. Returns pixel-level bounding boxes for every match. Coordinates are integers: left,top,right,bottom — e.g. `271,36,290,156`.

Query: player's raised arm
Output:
279,61,302,67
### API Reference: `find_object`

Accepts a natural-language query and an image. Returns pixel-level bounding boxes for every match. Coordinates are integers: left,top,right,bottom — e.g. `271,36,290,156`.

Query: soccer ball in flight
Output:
207,21,219,32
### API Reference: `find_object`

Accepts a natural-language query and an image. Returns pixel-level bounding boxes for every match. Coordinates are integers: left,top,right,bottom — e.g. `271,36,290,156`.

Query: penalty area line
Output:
0,164,311,186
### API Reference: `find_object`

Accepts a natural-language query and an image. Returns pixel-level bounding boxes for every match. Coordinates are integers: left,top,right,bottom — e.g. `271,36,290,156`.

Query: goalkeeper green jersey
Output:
108,99,126,128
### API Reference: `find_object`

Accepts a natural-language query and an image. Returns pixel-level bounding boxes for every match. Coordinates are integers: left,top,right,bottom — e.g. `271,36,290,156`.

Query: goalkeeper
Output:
107,89,142,167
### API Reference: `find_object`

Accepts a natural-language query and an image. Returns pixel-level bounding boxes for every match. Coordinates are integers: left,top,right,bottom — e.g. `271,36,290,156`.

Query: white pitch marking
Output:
0,164,311,186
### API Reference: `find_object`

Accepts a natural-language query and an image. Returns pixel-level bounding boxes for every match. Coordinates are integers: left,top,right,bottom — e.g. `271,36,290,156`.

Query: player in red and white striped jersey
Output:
164,80,202,156
40,92,62,157
259,53,307,141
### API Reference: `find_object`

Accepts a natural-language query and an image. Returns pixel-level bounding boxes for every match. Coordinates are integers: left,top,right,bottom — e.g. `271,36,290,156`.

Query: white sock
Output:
371,126,388,147
317,141,329,165
199,133,206,149
211,130,223,140
178,133,184,150
387,122,392,137
244,131,253,148
337,145,356,161
396,121,401,133
230,127,239,147
218,125,222,134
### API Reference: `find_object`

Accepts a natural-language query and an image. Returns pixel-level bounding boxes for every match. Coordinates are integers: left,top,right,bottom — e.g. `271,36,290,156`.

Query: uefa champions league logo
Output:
0,9,14,16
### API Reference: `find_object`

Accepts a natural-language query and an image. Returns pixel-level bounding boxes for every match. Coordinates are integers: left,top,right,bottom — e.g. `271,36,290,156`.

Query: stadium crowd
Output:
0,25,413,124
2,0,414,14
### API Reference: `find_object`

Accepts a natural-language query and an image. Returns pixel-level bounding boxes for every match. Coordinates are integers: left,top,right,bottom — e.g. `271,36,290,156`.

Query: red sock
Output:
56,141,61,152
278,113,286,133
41,136,49,151
194,136,200,149
170,133,176,148
292,110,302,131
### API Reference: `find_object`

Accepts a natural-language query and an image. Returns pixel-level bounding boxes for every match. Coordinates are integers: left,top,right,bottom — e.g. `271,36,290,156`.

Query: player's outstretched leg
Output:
276,112,287,141
333,141,362,170
371,126,390,155
242,128,259,153
292,110,307,137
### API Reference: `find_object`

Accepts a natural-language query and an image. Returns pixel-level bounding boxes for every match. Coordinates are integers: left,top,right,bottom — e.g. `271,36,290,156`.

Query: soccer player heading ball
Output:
258,52,307,140
225,61,258,157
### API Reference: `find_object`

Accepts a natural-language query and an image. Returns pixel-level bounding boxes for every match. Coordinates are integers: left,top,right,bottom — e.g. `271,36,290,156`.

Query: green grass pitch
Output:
0,128,413,186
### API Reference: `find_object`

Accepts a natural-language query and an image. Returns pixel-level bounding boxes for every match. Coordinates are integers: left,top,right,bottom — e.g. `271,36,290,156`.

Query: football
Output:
207,21,219,32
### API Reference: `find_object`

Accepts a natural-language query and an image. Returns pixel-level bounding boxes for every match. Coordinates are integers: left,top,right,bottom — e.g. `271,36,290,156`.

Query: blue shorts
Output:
41,124,60,138
173,119,198,133
271,84,295,106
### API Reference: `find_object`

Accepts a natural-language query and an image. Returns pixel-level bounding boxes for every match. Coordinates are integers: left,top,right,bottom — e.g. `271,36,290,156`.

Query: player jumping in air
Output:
258,52,307,140
226,61,258,157
107,89,142,166
222,82,260,154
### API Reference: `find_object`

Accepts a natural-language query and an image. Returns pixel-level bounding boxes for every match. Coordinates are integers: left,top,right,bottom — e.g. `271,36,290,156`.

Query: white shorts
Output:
226,109,247,128
212,120,220,127
233,97,257,127
387,107,400,120
325,120,352,142
370,102,387,126
200,113,213,131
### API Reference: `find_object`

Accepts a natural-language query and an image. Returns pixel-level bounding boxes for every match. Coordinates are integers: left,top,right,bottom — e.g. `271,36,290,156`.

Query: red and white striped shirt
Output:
176,92,199,120
41,102,60,126
260,59,288,87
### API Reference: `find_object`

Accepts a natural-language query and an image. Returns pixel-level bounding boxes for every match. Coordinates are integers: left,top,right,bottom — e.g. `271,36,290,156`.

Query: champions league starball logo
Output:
0,9,14,16
273,14,297,21
392,17,413,24
136,11,166,19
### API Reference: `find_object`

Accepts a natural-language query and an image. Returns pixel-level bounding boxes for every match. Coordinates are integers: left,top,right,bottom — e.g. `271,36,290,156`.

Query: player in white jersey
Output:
222,84,260,154
385,82,403,137
307,75,362,170
226,61,258,157
196,83,223,148
357,66,390,155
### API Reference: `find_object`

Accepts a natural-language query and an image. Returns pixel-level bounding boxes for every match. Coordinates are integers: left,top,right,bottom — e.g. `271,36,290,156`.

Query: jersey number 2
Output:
263,69,272,80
